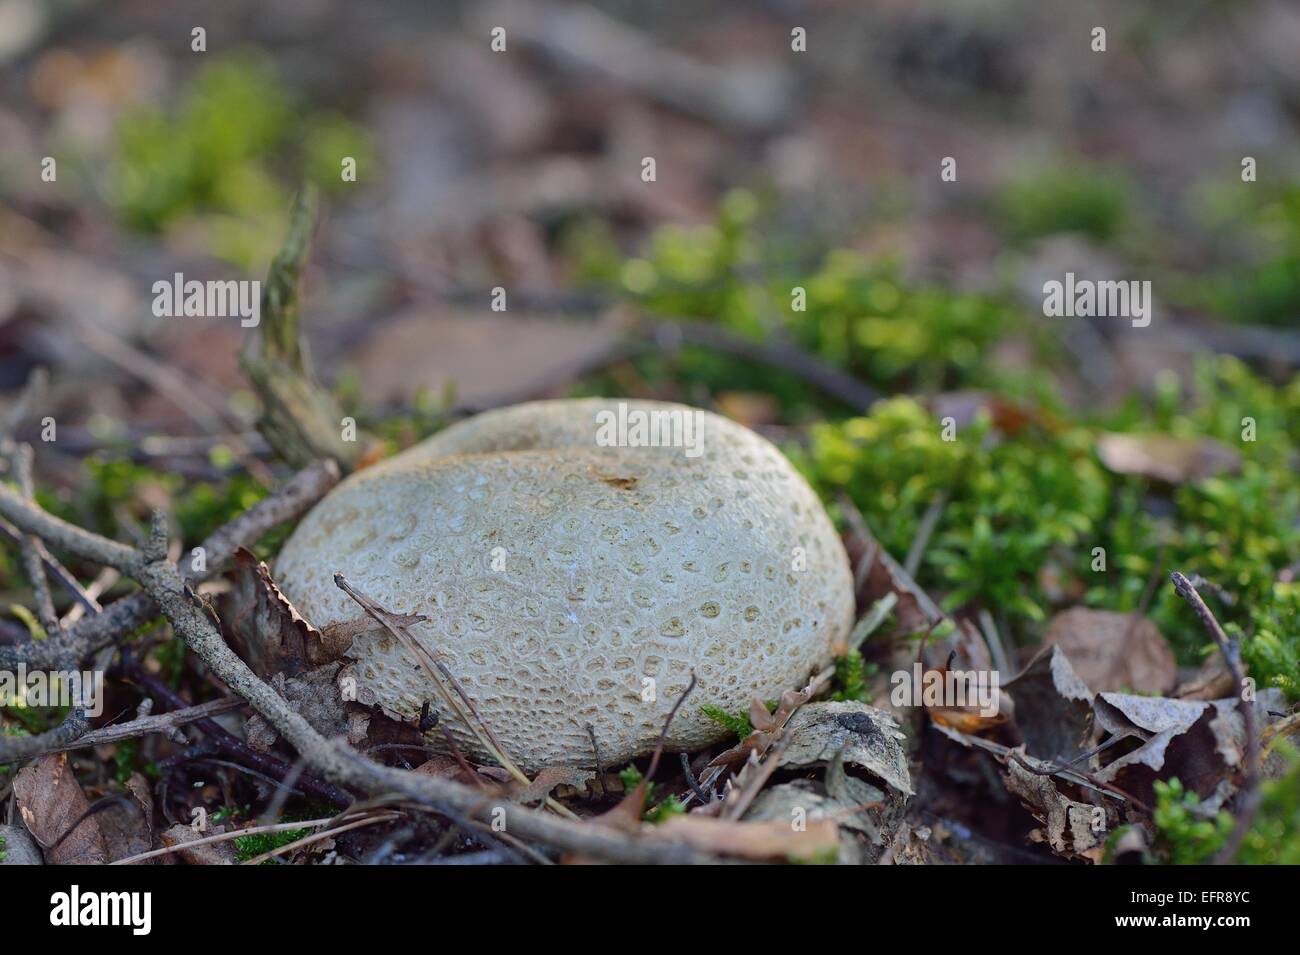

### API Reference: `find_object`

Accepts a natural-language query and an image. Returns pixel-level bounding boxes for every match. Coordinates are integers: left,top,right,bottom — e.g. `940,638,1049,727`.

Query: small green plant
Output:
111,53,373,268
700,703,753,739
998,162,1131,244
233,826,310,863
1154,755,1300,865
1152,778,1232,864
832,649,875,702
1235,582,1300,702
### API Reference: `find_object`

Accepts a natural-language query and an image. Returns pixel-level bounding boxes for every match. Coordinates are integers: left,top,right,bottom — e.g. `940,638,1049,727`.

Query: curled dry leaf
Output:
843,509,991,670
1004,756,1109,863
229,548,350,678
13,754,107,865
511,766,595,806
160,824,236,865
778,701,913,797
98,772,155,864
1096,432,1240,484
1003,646,1093,762
744,779,866,864
1043,607,1177,694
1092,689,1285,805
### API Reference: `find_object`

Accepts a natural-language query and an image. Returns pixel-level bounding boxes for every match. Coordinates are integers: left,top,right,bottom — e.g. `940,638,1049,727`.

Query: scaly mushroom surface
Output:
275,398,854,770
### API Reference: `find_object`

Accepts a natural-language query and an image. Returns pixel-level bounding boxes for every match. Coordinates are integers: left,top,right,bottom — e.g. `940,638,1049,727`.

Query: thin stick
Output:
903,491,948,578
239,812,402,865
333,574,577,819
112,812,393,865
0,490,715,863
1170,571,1259,864
39,697,245,755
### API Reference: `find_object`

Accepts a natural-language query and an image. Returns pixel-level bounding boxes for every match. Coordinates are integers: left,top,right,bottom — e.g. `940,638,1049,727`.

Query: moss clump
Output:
832,649,875,703
1154,757,1300,865
798,357,1299,661
997,162,1132,244
111,53,373,267
700,703,753,739
232,827,310,863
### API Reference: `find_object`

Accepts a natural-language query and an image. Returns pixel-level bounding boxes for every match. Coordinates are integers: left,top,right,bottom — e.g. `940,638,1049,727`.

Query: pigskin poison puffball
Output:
274,398,854,771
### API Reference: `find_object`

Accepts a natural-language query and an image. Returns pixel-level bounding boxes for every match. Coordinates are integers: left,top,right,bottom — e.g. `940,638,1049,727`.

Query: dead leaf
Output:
926,391,1057,437
1175,651,1236,700
511,766,595,806
1096,432,1240,484
353,306,625,408
1043,607,1177,694
744,780,865,864
229,548,346,677
1092,689,1286,804
842,509,991,671
160,824,235,865
98,772,154,863
778,701,913,797
1004,646,1094,762
414,755,510,789
1004,756,1109,862
13,754,107,864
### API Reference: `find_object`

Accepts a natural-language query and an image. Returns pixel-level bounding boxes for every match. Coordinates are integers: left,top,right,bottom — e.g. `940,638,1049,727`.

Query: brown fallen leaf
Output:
98,772,155,864
159,824,236,865
1043,607,1177,695
414,755,511,790
841,505,991,671
1004,756,1110,863
1096,432,1240,484
1174,650,1236,700
1092,689,1286,805
744,780,868,864
511,766,594,806
926,391,1059,437
229,548,350,677
656,814,841,862
1004,646,1094,763
13,754,107,864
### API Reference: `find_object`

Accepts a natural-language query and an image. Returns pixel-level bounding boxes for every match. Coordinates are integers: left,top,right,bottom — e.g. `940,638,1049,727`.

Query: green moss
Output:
1154,756,1300,865
798,356,1298,657
111,53,374,268
233,826,310,863
832,649,875,703
700,703,753,739
997,162,1132,244
1235,582,1300,702
1152,778,1233,864
1179,183,1300,327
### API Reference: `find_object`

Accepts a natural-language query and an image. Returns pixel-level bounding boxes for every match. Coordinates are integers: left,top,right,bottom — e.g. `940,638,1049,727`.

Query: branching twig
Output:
38,698,245,755
1171,571,1259,864
0,485,712,862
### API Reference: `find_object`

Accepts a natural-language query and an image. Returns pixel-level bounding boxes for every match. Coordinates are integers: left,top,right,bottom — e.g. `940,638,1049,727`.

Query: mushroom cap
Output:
274,398,854,771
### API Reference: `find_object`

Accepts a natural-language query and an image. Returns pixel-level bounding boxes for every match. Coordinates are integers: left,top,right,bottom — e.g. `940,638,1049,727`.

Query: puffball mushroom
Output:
274,398,854,771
